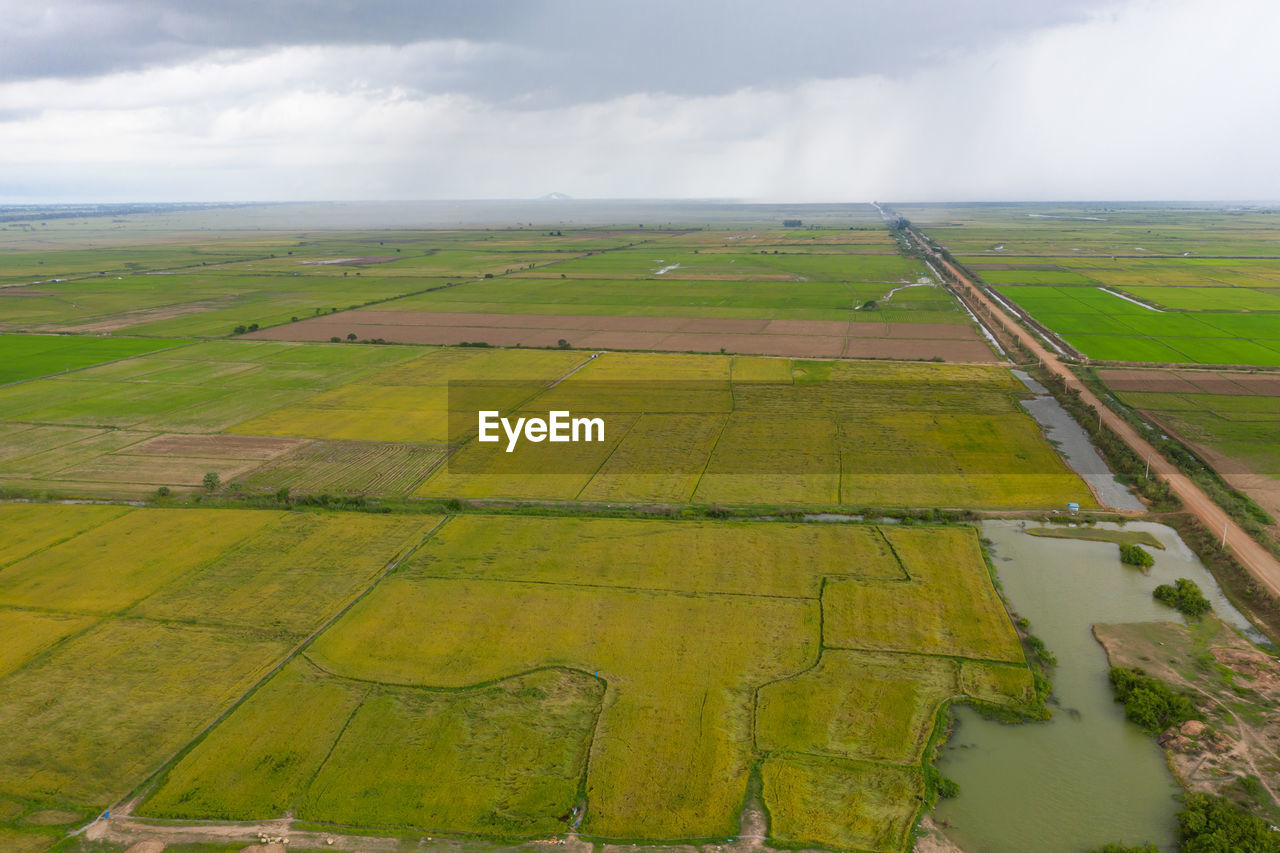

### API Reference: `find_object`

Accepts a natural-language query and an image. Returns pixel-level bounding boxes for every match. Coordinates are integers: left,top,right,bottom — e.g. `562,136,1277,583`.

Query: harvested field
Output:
1100,367,1280,396
128,433,303,459
247,310,997,362
238,439,446,495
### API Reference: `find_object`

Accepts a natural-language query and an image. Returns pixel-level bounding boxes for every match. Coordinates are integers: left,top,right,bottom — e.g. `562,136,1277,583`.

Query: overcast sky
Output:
2,0,1277,203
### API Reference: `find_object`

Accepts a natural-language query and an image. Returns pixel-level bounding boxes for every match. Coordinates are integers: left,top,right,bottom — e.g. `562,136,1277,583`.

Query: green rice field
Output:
898,203,1280,366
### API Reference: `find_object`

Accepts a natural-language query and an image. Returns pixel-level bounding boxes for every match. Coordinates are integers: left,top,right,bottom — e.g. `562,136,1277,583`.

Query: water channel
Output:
933,519,1266,853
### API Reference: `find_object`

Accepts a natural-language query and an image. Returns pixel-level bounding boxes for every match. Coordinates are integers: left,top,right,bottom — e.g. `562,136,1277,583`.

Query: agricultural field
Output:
989,283,1280,366
0,503,438,852
895,203,1280,256
235,224,999,361
415,353,1094,508
0,334,189,384
138,514,1034,852
898,203,1280,366
0,344,1094,509
1097,366,1280,520
0,226,670,337
0,213,995,360
0,340,421,496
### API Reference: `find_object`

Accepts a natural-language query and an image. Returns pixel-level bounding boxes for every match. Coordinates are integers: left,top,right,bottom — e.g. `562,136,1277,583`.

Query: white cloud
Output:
2,0,1276,202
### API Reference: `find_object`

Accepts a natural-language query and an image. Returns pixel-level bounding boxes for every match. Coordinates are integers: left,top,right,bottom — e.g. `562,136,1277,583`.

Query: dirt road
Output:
907,227,1280,599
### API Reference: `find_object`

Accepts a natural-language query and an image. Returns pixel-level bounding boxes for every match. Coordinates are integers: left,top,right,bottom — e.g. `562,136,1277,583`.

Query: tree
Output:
1109,667,1199,733
1119,543,1154,568
202,471,221,492
330,336,341,343
1153,578,1211,617
233,325,247,335
557,339,571,349
1179,793,1280,852
347,333,357,341
275,487,290,503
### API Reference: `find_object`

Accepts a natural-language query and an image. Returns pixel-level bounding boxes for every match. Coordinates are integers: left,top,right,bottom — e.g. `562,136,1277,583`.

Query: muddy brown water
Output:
932,520,1265,853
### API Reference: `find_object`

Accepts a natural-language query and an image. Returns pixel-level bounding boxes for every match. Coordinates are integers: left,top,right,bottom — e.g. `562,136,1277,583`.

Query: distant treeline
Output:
0,202,270,224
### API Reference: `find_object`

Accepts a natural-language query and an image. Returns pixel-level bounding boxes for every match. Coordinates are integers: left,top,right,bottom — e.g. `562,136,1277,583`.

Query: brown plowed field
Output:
248,311,997,363
130,434,305,459
1099,368,1280,396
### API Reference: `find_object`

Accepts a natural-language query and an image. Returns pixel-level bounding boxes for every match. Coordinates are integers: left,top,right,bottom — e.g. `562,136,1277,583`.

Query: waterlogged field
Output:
0,345,1092,509
139,514,1034,851
0,503,438,851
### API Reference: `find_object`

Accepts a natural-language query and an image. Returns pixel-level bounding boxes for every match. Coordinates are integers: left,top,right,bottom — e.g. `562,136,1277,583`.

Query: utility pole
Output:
1144,456,1150,479
1221,522,1229,550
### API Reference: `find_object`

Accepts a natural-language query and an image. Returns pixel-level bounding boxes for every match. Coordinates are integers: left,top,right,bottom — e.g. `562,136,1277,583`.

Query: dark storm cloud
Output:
4,0,1116,102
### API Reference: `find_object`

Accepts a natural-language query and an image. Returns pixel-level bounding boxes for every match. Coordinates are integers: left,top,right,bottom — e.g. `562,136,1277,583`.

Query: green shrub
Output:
1119,543,1154,568
1108,667,1199,734
1153,577,1212,617
1179,793,1280,852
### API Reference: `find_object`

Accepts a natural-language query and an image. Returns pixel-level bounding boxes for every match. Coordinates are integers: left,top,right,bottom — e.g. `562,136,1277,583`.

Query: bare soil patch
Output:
1176,371,1255,395
662,331,847,358
1224,373,1280,397
124,842,166,853
886,322,981,340
1095,618,1280,817
679,318,770,334
1097,368,1201,393
251,312,997,362
913,815,965,853
763,319,850,336
577,331,672,349
131,434,305,460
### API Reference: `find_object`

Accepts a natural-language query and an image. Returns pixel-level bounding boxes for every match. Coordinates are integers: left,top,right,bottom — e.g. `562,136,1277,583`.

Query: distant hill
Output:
536,192,573,201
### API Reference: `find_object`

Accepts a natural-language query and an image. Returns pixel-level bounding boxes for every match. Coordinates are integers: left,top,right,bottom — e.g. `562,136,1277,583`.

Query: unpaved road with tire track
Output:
907,227,1280,600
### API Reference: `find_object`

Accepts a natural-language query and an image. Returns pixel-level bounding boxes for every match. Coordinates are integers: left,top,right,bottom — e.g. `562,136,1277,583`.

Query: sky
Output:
2,0,1277,203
